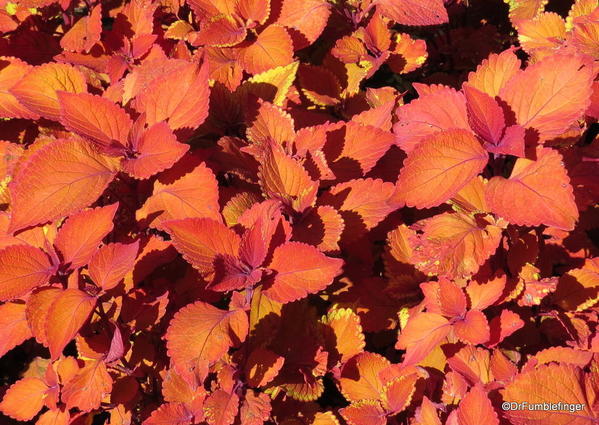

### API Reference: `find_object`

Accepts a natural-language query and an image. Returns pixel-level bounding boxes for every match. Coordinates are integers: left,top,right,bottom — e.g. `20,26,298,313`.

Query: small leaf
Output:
0,245,53,301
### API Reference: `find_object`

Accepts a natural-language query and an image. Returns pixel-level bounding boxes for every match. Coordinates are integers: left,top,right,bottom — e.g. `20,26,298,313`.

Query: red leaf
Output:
276,0,331,49
54,203,118,270
263,241,343,303
0,245,53,301
8,138,119,233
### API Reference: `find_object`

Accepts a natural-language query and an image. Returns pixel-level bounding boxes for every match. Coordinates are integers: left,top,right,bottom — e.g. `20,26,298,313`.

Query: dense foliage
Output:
0,0,598,424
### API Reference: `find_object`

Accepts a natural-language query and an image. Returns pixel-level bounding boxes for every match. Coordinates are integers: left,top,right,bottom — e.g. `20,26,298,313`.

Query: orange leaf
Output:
377,0,448,26
501,363,596,425
135,61,210,130
485,147,578,230
62,359,112,412
162,218,240,276
276,0,331,49
467,49,521,97
0,302,32,357
123,121,190,179
0,56,39,119
395,129,488,209
259,148,318,213
143,403,194,425
333,122,395,176
321,307,365,364
26,287,62,347
204,390,239,425
54,203,118,269
382,374,418,414
394,87,470,153
36,409,70,425
453,309,490,345
321,178,396,234
410,212,503,279
166,301,248,370
0,244,54,301
553,257,599,311
456,384,499,425
245,347,285,387
239,25,293,74
89,241,139,291
10,63,87,121
414,396,442,425
292,205,344,253
60,4,102,53
339,352,390,402
236,0,271,24
263,242,343,303
463,83,505,145
8,138,120,233
396,312,451,367
46,288,96,359
516,12,566,54
0,377,48,420
340,401,386,425
58,92,132,153
239,390,271,425
499,54,594,139
246,101,295,147
136,162,221,228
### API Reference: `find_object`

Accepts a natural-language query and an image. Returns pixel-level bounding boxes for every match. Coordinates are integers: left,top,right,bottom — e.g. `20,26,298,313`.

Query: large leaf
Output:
135,61,210,130
58,92,133,153
162,218,240,276
62,359,112,412
11,63,87,121
0,377,48,420
485,147,578,230
376,0,448,26
8,138,120,233
136,162,221,228
501,363,596,425
166,301,248,370
53,203,118,270
239,25,294,75
395,312,450,367
0,244,54,301
395,129,488,209
499,53,594,139
263,242,343,303
46,288,96,360
0,302,32,357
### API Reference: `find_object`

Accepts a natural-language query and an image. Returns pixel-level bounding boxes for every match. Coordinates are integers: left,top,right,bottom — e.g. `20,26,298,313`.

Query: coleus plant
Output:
0,0,598,424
